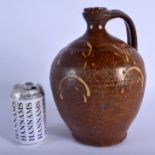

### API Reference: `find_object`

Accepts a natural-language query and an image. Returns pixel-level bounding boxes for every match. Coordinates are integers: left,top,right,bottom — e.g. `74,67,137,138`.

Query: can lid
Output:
11,82,44,100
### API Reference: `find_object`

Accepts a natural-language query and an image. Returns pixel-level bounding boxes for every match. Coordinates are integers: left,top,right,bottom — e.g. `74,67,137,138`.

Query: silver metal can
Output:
11,82,47,144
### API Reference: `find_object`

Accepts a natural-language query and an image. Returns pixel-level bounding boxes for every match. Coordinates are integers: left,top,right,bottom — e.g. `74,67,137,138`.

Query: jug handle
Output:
107,10,138,50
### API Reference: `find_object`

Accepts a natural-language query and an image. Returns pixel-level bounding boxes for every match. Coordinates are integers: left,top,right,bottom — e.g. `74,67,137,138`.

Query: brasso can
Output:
11,82,47,144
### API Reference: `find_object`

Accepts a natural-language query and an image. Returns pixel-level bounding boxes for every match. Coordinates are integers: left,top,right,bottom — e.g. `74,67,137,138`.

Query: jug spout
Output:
83,7,110,25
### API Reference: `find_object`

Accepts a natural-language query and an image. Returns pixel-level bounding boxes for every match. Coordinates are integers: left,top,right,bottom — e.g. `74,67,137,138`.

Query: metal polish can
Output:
11,82,47,144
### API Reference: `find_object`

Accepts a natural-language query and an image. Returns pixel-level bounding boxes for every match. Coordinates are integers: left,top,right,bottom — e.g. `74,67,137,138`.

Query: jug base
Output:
72,132,127,147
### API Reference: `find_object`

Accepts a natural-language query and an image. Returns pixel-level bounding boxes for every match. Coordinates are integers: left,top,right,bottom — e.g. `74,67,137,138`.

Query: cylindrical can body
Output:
11,82,47,144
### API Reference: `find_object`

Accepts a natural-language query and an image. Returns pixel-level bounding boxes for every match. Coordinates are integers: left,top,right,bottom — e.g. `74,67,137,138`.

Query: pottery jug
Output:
50,7,146,146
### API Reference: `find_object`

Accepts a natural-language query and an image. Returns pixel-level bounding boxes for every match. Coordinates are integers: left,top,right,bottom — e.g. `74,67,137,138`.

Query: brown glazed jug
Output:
50,7,146,146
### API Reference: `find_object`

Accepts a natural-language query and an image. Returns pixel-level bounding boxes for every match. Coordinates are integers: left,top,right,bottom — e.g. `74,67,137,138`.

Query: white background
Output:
0,0,154,154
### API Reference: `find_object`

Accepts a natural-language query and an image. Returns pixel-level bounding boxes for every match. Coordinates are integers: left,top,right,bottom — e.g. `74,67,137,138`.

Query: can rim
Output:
11,82,44,100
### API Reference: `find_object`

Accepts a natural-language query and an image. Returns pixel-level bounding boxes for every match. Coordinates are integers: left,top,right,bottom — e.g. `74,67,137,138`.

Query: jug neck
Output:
83,7,110,34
